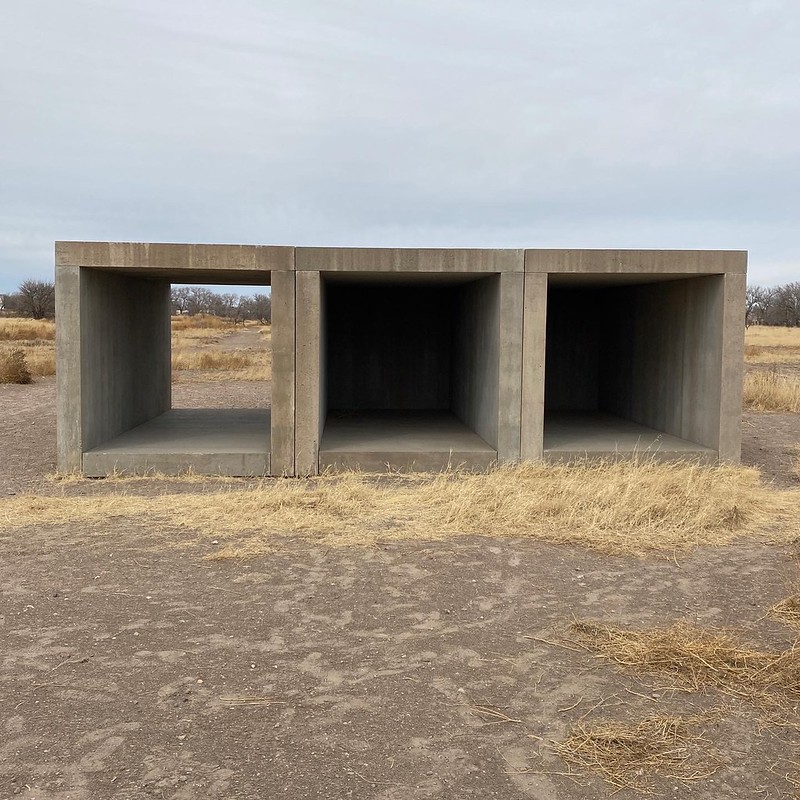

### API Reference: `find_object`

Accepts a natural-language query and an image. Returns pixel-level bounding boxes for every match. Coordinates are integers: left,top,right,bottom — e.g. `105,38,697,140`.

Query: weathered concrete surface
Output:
297,247,523,273
56,243,746,475
82,409,270,477
56,266,171,472
319,411,496,472
56,242,294,284
525,249,747,275
543,411,717,463
269,270,296,475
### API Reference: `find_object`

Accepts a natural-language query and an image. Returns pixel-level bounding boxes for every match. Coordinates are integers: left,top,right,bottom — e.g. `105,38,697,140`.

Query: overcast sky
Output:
1,0,798,292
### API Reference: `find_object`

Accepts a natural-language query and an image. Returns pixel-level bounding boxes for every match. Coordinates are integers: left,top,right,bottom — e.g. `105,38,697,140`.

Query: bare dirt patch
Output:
1,376,800,798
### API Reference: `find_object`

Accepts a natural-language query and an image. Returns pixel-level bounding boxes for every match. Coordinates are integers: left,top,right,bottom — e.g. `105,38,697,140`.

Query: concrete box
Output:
55,242,295,477
55,243,746,477
522,250,747,463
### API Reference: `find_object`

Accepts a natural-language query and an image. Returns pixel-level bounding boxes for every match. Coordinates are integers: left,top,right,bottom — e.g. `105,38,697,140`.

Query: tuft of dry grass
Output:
171,350,255,371
744,370,800,413
0,349,32,384
746,325,800,348
2,462,799,558
0,317,55,341
554,714,719,792
569,620,800,708
771,595,800,629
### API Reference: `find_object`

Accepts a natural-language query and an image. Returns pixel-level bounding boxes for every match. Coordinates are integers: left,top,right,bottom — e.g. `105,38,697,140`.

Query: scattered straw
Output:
569,620,800,709
771,595,800,629
554,714,719,792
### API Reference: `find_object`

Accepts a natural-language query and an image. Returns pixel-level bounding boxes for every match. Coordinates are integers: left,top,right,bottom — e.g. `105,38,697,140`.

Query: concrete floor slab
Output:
320,411,497,472
543,411,716,462
82,408,270,476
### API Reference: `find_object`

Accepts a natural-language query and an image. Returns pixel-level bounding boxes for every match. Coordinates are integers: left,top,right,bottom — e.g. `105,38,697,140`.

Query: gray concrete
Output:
82,409,270,477
522,250,747,464
56,242,293,477
295,267,525,475
57,243,746,475
544,411,716,463
320,411,496,472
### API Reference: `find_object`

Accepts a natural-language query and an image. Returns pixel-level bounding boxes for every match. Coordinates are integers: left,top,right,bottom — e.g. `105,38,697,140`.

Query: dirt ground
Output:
1,377,800,799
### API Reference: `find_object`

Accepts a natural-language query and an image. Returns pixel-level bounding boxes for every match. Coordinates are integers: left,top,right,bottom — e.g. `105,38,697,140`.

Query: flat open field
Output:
1,321,800,799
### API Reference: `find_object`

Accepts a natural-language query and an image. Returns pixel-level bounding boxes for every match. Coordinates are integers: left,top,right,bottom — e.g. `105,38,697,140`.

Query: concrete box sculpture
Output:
55,243,746,476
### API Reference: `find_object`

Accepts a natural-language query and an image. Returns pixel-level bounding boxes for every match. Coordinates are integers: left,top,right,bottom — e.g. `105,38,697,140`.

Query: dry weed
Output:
2,462,799,558
0,317,55,341
771,595,800,629
553,714,719,792
0,349,32,384
744,370,800,413
569,620,800,708
171,350,255,371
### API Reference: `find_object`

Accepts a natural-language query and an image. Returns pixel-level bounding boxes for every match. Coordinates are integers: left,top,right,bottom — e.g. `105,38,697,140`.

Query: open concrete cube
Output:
521,251,747,462
295,249,524,473
55,243,295,476
56,243,746,477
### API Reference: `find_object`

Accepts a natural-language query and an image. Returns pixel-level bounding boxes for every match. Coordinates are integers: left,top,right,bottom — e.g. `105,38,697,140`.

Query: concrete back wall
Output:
451,276,500,449
80,269,171,453
325,284,453,411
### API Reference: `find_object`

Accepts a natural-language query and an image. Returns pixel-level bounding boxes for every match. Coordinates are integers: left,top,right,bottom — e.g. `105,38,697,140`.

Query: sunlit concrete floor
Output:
319,411,497,472
82,408,271,476
543,411,716,462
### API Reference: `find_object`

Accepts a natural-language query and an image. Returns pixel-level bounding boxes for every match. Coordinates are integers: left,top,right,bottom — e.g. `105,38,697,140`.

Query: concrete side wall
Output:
326,284,453,411
452,277,500,448
270,270,296,475
520,273,547,460
79,269,171,453
719,272,746,461
526,249,747,275
55,265,83,471
295,271,322,475
297,248,523,273
600,277,724,448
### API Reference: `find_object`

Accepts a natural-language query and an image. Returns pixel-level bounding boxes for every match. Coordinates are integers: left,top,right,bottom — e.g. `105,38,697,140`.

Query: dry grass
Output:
569,620,800,708
554,714,718,792
745,327,800,365
0,317,55,341
0,349,32,384
771,595,800,629
746,326,800,348
0,318,56,378
172,350,255,371
2,462,799,557
171,314,233,331
744,370,800,412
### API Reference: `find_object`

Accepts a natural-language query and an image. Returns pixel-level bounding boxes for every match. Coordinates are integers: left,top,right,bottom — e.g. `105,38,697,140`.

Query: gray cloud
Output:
1,0,798,291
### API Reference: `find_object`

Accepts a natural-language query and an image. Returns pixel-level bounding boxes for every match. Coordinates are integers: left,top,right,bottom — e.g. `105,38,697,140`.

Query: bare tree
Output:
170,286,191,315
17,280,55,319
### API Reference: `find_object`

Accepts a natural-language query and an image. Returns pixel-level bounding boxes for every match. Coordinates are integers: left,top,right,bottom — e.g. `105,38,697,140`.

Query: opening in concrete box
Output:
318,274,502,471
543,273,724,461
79,272,272,477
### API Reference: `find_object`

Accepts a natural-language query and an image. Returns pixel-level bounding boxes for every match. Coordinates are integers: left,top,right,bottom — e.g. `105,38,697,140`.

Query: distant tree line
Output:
170,287,271,323
1,280,56,319
746,282,800,328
